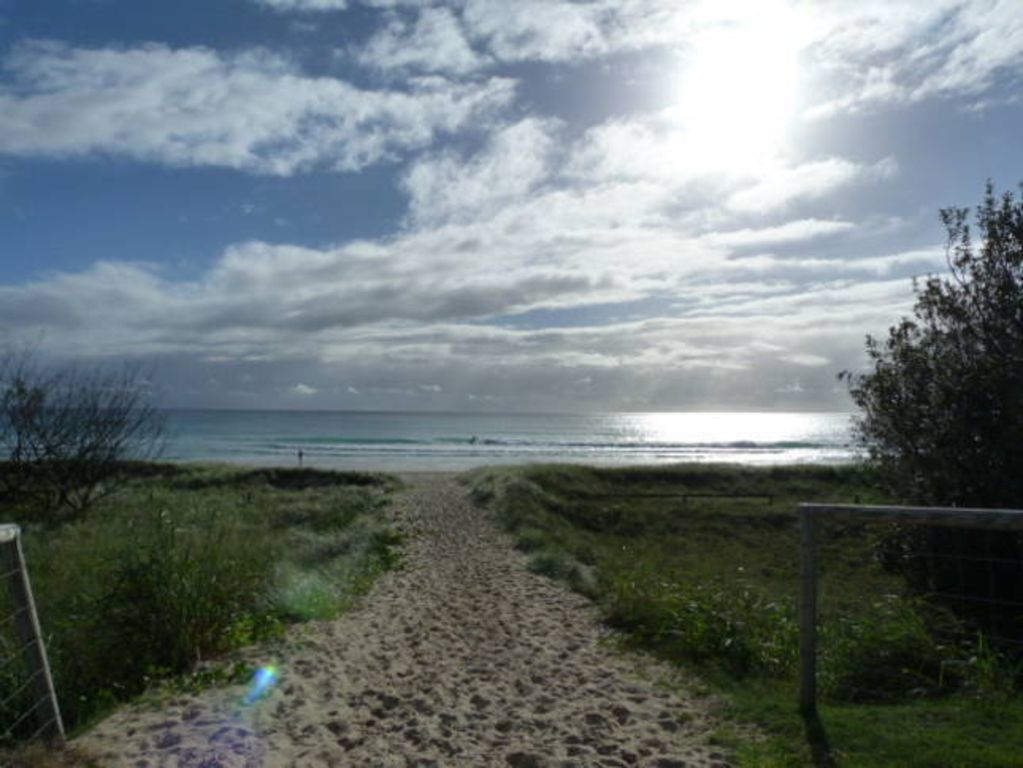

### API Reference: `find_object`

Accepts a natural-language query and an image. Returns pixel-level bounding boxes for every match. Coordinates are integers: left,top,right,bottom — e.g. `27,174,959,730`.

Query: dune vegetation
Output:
472,462,1023,767
0,464,402,744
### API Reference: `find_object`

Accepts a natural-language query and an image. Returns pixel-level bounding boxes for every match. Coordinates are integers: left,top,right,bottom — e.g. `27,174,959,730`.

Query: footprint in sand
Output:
72,474,735,767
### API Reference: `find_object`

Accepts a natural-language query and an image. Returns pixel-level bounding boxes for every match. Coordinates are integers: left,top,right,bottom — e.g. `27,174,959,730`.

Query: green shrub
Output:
843,183,1023,648
601,565,798,676
821,596,949,701
528,549,576,579
95,505,277,676
270,525,403,621
3,464,400,735
515,526,550,552
957,633,1023,696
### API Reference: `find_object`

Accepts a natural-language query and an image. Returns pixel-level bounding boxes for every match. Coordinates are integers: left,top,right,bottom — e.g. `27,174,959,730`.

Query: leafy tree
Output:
0,353,165,521
843,181,1023,506
842,181,1023,647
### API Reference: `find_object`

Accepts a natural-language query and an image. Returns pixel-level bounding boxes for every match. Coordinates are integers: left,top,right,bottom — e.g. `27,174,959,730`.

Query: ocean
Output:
161,410,858,471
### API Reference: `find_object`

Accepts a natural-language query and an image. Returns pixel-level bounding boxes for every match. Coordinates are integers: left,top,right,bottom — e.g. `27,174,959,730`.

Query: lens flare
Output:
244,665,279,705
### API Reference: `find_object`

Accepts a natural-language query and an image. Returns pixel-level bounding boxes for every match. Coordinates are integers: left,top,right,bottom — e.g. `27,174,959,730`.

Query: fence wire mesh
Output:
801,505,1023,711
0,525,63,746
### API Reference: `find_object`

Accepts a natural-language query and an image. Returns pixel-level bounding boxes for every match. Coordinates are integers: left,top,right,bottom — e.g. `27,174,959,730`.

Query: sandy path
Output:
75,473,733,767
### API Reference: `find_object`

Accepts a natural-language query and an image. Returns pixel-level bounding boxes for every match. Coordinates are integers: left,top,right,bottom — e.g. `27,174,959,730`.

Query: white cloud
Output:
726,157,898,213
0,43,921,409
0,197,921,390
255,0,348,9
461,0,613,63
402,117,559,224
357,7,486,75
805,0,1023,116
0,42,515,174
0,22,960,411
361,1,1023,117
780,353,829,367
251,0,1022,120
564,110,899,219
555,108,900,268
0,225,928,409
707,220,854,248
912,0,1023,99
456,0,725,65
253,0,429,10
566,113,692,184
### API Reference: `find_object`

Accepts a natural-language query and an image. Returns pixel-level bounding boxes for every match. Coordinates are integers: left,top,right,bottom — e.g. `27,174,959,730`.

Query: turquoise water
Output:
162,410,857,471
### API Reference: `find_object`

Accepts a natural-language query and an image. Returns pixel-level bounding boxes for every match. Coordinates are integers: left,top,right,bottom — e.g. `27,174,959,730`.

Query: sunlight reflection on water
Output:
163,410,857,470
619,411,845,446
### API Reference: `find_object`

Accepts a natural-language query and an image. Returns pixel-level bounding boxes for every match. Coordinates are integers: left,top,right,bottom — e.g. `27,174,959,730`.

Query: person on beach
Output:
298,449,304,466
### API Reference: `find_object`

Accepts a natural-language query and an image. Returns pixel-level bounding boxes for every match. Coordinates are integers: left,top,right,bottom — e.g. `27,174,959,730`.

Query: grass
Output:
471,462,1023,766
0,463,403,747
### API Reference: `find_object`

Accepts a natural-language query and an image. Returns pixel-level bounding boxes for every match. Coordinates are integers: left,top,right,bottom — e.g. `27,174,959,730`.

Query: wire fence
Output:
799,503,1023,714
0,524,64,746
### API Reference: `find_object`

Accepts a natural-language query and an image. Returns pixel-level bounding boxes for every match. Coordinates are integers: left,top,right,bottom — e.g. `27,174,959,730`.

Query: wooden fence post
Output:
795,501,1023,722
799,507,819,716
0,525,64,743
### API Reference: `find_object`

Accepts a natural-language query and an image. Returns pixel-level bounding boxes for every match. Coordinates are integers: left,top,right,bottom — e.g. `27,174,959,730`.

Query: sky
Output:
0,0,1021,412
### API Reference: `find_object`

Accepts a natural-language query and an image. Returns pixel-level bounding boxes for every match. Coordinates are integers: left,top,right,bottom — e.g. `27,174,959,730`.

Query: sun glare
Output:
672,1,808,174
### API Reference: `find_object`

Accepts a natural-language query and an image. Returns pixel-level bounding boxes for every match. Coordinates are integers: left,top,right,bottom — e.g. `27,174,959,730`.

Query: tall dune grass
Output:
0,464,401,739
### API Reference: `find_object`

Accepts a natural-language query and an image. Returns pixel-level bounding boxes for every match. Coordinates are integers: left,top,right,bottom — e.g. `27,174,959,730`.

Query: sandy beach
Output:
73,472,733,767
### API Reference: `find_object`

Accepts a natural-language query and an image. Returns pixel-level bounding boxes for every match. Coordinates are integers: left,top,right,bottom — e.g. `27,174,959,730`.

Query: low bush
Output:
601,564,798,677
477,464,1018,702
0,463,401,738
821,596,952,701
